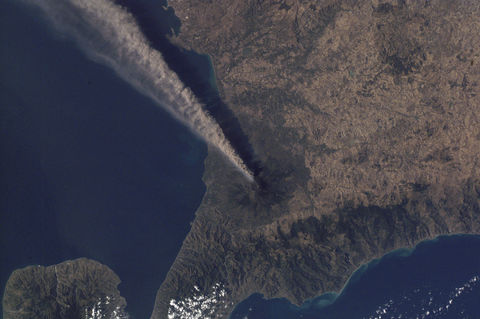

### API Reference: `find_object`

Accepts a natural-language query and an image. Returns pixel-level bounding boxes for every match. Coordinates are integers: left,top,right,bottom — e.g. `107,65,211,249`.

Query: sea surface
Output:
1,2,480,319
230,235,480,319
0,1,210,318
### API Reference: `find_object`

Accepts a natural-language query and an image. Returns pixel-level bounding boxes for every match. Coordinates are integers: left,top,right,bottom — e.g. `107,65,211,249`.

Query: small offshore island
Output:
2,0,480,318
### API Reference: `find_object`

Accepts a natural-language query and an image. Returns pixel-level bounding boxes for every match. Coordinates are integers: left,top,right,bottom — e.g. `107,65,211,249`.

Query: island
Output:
2,258,127,319
2,1,479,318
152,0,480,318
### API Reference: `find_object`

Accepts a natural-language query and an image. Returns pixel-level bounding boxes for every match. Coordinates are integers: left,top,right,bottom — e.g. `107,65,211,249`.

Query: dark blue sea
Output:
0,1,209,318
231,235,480,319
1,1,479,319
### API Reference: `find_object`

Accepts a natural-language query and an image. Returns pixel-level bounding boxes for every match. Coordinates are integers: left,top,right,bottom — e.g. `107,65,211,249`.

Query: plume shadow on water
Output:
116,0,261,178
0,1,213,317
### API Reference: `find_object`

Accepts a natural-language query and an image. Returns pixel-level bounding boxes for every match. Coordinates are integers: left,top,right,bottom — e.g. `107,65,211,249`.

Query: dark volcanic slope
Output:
153,0,480,318
2,258,127,319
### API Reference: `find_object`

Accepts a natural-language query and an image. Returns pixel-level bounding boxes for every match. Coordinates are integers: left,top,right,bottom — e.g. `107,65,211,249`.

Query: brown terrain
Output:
152,0,480,318
3,1,479,318
2,258,127,319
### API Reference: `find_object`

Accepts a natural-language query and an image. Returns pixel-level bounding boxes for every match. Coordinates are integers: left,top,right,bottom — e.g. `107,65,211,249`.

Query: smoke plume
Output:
24,0,254,181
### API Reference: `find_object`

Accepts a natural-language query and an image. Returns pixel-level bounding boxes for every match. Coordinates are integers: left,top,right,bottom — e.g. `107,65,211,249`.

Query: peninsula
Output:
2,1,479,318
153,0,480,318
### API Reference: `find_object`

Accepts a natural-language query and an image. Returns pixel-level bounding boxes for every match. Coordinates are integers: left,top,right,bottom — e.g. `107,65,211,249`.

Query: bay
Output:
3,2,479,319
0,1,210,318
230,235,480,319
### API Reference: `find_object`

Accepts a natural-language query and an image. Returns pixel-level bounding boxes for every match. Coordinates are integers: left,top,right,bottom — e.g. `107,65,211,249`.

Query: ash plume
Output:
23,0,254,181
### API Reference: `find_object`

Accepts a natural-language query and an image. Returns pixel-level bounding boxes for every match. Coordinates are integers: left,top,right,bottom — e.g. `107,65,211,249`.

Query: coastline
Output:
152,188,480,318
2,0,479,318
0,1,208,318
229,234,480,318
152,0,480,318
